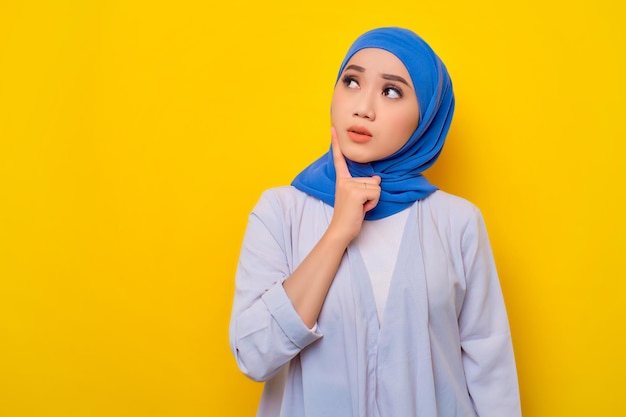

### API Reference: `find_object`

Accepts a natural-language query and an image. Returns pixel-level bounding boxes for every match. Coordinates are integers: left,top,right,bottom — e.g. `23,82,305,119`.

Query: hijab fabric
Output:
291,27,455,220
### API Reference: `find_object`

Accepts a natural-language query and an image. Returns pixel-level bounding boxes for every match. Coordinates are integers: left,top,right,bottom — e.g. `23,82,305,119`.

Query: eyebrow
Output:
344,64,412,88
381,74,412,88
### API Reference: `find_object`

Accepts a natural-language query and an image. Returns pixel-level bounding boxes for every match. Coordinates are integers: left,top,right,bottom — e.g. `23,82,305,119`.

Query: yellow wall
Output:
1,1,624,415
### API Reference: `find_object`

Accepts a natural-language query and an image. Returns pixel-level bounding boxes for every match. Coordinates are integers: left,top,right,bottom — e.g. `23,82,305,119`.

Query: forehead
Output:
343,48,411,77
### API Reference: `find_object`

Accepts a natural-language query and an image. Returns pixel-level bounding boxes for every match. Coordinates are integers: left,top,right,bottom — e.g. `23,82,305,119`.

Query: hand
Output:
328,127,381,243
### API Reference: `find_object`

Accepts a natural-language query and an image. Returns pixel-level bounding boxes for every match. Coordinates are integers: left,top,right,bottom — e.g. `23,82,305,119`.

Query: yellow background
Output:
1,0,624,416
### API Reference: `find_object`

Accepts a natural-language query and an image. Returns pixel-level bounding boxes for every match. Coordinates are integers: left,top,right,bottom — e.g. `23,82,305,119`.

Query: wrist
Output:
324,222,356,249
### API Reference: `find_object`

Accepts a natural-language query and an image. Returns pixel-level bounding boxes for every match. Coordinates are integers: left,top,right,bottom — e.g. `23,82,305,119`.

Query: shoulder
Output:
258,185,309,202
419,190,490,242
420,192,495,268
422,190,481,220
255,186,316,210
252,186,327,221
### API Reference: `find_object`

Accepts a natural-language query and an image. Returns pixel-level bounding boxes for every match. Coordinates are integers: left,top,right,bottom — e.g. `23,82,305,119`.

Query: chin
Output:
344,152,374,164
339,139,378,164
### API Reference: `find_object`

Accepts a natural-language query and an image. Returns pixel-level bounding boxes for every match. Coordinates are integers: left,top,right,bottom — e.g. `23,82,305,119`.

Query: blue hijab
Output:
291,27,455,220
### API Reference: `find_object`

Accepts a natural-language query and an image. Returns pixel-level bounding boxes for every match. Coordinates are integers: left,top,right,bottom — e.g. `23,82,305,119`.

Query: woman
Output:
229,27,521,417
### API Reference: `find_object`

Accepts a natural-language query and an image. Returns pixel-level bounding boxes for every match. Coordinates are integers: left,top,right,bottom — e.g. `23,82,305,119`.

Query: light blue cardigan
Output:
230,187,520,417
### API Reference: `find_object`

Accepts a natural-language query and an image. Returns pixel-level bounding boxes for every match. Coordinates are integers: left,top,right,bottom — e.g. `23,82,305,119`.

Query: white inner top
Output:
353,209,410,321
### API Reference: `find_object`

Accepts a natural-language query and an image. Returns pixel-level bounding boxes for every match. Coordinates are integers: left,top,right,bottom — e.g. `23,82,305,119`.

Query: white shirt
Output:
354,209,409,321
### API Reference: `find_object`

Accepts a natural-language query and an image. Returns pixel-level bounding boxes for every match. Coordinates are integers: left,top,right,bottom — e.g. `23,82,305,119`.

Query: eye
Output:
383,86,403,99
342,75,360,89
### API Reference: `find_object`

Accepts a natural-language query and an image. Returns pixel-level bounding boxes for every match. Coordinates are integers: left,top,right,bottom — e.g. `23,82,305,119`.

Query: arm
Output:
282,128,381,327
229,192,321,382
458,209,521,416
229,128,381,381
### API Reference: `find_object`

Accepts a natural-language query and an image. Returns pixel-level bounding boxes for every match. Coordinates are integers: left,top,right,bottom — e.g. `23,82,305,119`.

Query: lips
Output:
347,126,372,143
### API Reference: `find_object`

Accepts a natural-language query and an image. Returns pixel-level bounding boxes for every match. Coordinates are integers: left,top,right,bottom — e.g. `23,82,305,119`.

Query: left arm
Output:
458,208,521,417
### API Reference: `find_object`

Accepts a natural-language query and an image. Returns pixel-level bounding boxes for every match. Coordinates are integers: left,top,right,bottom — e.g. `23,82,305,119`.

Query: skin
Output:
331,48,419,164
282,48,420,328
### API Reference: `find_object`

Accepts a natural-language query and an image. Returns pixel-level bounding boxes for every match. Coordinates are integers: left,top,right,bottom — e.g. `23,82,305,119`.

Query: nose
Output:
353,92,376,121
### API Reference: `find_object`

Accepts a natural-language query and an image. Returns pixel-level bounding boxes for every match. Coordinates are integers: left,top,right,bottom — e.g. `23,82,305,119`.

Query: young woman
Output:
229,27,521,417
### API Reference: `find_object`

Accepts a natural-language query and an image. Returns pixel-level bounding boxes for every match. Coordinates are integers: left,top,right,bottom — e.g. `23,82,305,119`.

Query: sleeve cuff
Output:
261,283,322,348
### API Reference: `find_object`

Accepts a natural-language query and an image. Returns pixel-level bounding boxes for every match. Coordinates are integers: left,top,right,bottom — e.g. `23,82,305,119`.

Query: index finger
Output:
331,127,351,179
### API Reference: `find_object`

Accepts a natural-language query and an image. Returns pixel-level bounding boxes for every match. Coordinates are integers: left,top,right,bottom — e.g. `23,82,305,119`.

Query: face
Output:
331,48,420,164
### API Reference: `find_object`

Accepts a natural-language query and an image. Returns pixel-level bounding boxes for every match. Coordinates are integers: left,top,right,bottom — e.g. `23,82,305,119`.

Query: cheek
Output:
390,109,419,137
330,94,349,126
331,90,345,110
330,98,337,120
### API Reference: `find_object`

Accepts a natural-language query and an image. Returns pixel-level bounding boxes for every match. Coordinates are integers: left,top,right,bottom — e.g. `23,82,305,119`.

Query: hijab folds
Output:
291,27,455,220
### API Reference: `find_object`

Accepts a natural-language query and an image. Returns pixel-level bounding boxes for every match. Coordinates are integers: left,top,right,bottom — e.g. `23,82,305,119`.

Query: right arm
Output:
229,128,380,380
282,128,381,327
